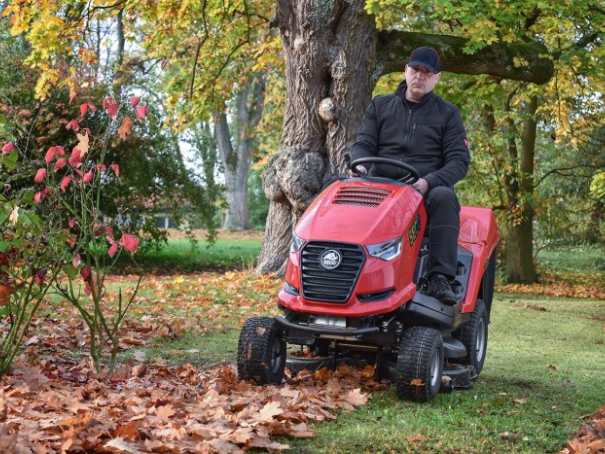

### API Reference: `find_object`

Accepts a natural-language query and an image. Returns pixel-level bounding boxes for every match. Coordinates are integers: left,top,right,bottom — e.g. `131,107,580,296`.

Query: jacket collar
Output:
395,80,434,107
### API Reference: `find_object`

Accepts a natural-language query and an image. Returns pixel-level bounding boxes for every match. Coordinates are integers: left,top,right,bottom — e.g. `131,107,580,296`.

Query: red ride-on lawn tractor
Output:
238,157,499,402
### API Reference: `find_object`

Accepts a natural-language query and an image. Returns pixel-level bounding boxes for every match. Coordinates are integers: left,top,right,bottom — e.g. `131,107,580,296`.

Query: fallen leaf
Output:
208,438,239,452
314,367,330,381
523,303,548,312
289,422,314,438
345,388,368,406
115,421,141,441
132,364,147,377
155,404,176,419
588,439,605,451
407,434,428,443
360,364,375,380
104,437,138,453
514,397,528,405
410,378,424,386
259,401,283,421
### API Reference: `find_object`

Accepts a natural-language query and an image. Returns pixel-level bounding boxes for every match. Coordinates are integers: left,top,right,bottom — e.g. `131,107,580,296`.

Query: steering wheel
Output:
350,157,420,185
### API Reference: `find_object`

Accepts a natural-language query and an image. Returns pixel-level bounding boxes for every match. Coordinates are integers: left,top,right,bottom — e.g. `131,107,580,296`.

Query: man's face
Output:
404,65,441,101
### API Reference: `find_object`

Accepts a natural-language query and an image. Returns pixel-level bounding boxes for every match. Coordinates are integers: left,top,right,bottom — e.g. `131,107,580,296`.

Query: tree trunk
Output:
215,75,266,231
257,1,555,274
256,0,377,273
505,95,538,283
116,8,125,67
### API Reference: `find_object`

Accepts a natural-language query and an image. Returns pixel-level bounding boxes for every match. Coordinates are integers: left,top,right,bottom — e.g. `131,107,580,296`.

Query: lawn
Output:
131,235,263,273
128,237,605,452
2,233,604,452
130,286,604,453
287,295,605,453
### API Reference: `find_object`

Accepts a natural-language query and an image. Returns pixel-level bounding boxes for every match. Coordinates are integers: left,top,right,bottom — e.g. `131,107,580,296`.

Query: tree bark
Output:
215,75,266,231
256,0,376,273
504,95,538,283
506,95,538,283
116,8,125,67
257,1,555,274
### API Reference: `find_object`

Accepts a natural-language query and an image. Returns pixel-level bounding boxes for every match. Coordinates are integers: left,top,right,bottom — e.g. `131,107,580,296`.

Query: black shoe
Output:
427,274,458,305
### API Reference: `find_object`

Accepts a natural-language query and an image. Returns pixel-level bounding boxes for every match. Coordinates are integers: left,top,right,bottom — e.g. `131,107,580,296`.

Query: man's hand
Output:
412,178,430,196
349,165,368,177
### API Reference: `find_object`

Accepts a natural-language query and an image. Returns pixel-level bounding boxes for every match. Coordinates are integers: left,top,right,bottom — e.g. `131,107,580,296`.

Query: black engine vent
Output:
301,241,365,303
333,187,391,208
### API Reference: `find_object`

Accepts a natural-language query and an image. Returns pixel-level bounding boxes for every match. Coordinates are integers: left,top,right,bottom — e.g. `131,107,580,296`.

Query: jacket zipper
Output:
402,108,413,153
409,124,416,150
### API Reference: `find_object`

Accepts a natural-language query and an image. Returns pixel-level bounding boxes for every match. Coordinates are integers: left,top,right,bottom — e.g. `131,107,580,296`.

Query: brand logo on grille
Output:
320,249,342,270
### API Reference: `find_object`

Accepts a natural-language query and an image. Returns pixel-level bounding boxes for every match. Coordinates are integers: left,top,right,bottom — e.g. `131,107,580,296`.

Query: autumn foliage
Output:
561,405,605,454
1,92,146,375
0,360,374,452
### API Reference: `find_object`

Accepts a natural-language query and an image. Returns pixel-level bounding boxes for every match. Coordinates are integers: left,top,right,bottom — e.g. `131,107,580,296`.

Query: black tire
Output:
237,317,286,384
396,326,444,403
455,299,488,375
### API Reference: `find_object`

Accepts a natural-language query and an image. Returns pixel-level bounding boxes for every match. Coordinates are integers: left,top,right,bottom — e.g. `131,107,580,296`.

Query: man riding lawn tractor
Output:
236,47,498,402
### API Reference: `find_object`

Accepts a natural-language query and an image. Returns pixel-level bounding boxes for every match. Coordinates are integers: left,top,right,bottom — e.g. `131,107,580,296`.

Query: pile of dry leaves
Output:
1,359,381,453
561,405,605,453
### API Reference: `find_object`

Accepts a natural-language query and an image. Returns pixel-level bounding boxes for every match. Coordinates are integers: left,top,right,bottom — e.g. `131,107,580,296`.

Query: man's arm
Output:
423,107,470,189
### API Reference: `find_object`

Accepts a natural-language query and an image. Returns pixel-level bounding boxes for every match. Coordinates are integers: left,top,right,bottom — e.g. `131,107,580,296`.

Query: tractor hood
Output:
295,179,424,246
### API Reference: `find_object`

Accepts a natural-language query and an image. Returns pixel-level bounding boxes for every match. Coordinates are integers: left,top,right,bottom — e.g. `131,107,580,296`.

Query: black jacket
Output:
351,80,470,189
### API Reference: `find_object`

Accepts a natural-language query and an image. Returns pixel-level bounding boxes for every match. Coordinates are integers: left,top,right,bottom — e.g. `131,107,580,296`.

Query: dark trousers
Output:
424,186,460,279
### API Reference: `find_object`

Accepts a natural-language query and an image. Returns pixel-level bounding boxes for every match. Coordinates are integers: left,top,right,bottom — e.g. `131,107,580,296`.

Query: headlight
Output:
290,233,305,253
367,237,402,261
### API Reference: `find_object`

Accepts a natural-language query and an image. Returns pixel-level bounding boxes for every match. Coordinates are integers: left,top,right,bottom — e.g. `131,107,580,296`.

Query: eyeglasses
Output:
408,66,436,77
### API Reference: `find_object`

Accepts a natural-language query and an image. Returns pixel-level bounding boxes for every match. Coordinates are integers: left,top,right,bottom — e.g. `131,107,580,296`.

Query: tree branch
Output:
535,164,602,187
524,8,541,31
375,30,554,84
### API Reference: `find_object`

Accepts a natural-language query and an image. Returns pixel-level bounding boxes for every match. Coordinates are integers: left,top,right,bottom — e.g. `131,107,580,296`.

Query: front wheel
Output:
237,317,286,384
396,327,444,403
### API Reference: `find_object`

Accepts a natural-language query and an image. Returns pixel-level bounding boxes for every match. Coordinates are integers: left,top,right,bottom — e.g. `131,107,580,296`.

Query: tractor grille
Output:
301,241,365,303
333,187,392,207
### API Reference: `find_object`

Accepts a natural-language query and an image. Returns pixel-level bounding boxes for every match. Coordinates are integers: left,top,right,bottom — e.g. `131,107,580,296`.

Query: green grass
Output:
286,295,605,453
123,289,605,453
141,329,241,367
113,239,605,451
537,244,605,272
131,238,263,272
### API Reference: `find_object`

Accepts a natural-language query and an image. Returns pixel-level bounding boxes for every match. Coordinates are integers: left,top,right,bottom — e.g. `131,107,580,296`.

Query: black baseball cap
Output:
408,47,441,74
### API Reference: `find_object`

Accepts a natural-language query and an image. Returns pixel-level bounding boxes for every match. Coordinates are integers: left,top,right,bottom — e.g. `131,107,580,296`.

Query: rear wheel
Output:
396,327,444,403
237,317,286,384
455,299,488,375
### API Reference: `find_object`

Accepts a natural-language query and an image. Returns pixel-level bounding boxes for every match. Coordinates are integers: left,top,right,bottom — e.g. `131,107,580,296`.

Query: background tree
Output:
1,0,241,240
214,74,266,230
133,1,277,231
6,0,605,282
395,0,605,282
